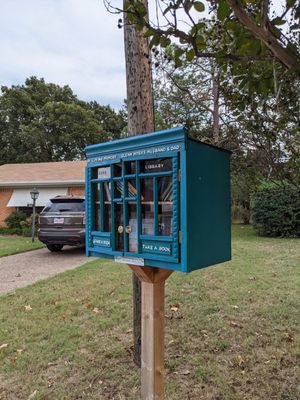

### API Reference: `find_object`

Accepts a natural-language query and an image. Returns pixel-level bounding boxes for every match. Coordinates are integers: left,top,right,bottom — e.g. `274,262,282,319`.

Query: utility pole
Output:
212,65,220,144
123,0,154,367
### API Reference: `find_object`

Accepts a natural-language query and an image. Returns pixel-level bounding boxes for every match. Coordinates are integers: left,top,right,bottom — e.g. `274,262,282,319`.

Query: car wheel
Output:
46,244,64,252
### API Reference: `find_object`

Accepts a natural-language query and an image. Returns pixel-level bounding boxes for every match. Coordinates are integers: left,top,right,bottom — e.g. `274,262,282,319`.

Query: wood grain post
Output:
123,0,155,367
129,265,173,400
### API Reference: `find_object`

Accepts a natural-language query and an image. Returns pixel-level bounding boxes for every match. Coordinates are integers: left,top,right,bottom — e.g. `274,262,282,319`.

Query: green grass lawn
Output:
0,235,45,257
0,226,299,400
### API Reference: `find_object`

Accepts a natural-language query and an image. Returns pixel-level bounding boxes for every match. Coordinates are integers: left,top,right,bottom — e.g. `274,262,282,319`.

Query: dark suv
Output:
38,196,85,252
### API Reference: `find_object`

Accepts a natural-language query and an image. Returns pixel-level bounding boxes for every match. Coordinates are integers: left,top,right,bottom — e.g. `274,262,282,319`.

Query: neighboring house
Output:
0,161,86,226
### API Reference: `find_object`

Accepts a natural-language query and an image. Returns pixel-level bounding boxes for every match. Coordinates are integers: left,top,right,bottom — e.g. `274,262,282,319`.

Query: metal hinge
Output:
178,230,182,244
177,169,181,182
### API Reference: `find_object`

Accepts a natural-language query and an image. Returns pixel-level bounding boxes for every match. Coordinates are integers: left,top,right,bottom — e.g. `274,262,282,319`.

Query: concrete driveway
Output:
0,246,93,295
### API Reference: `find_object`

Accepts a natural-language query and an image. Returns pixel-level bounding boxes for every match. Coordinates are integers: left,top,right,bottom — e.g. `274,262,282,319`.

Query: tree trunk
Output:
123,0,154,367
124,2,154,136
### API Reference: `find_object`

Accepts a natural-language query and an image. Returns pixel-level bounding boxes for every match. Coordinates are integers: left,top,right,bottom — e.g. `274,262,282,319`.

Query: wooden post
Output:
123,0,155,367
129,265,173,399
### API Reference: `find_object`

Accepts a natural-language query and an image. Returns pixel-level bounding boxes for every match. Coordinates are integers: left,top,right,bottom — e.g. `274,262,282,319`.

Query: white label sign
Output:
98,167,111,179
114,256,144,266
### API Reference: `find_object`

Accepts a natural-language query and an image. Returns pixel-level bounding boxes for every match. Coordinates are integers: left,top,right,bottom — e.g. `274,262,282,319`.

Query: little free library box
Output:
85,127,231,272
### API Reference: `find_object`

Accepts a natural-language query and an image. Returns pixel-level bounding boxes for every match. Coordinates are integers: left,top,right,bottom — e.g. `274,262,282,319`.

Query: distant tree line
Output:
152,48,299,224
0,76,127,164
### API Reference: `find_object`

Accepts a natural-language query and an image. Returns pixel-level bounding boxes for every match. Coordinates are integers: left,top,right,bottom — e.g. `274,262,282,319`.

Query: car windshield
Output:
43,200,85,213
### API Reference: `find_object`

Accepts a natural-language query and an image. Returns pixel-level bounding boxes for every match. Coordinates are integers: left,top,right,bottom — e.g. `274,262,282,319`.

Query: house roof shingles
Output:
0,161,86,187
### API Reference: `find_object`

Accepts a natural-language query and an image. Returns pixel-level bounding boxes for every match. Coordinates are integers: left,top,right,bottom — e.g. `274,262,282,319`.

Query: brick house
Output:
0,161,85,226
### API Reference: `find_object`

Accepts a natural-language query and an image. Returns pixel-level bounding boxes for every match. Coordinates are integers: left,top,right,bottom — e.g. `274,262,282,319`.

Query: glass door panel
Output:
103,181,111,232
141,178,154,235
93,183,100,231
125,161,136,175
114,179,123,199
127,179,137,198
158,176,173,236
127,202,138,253
114,202,124,252
113,162,122,177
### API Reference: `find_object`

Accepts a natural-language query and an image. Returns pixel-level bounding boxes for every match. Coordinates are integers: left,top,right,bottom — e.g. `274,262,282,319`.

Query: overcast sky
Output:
0,0,126,109
0,1,287,111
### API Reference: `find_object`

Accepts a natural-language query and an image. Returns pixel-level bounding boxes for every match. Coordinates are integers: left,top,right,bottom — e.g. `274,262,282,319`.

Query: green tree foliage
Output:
153,50,219,139
251,186,300,237
106,0,300,93
152,47,299,224
0,77,126,164
84,101,127,140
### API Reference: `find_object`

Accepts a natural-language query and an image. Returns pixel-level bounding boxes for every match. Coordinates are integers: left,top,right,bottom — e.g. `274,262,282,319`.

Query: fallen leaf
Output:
180,370,191,375
170,303,180,312
24,305,32,311
0,343,8,350
83,303,93,310
230,321,243,328
27,390,37,400
238,355,245,366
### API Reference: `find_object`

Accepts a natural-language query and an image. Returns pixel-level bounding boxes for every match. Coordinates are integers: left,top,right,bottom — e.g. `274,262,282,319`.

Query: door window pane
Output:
104,204,111,232
94,183,100,231
113,162,122,177
127,179,137,197
114,180,123,198
115,202,124,251
104,182,111,202
140,158,172,173
128,202,138,252
103,182,112,231
125,161,136,175
158,176,173,236
141,178,154,235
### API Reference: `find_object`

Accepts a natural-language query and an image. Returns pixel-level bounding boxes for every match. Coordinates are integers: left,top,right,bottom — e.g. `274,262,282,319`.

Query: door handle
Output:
125,225,132,234
118,225,124,234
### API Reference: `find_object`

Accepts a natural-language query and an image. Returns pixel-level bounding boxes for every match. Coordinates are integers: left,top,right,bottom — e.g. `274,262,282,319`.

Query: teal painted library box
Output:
85,127,231,273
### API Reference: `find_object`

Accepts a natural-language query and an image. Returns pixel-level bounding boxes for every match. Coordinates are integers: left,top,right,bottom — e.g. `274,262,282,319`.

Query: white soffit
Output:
7,188,68,207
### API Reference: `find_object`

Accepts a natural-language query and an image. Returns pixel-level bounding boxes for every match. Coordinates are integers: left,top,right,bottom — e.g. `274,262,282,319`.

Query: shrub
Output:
22,227,33,237
0,227,22,235
251,186,300,237
5,211,27,229
20,215,38,237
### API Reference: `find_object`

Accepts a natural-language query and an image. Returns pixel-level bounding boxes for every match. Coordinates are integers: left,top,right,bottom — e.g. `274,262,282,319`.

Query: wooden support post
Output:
129,265,173,400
